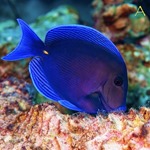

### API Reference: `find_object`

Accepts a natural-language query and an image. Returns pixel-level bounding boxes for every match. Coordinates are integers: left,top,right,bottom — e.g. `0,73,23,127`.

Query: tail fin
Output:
1,19,45,61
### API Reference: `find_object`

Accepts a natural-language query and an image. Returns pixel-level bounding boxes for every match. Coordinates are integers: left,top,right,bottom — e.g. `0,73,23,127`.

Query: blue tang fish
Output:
2,19,128,114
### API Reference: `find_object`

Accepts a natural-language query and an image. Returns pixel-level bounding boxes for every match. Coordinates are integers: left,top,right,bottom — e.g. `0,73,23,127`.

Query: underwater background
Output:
0,0,150,149
0,0,149,111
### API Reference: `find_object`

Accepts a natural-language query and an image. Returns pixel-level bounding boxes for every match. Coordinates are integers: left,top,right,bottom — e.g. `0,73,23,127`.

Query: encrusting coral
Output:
93,2,150,42
93,3,137,41
0,78,150,150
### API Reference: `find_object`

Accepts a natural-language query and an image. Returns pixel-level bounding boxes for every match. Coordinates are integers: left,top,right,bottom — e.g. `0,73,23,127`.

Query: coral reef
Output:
116,42,150,108
102,0,123,5
93,3,137,41
93,2,150,41
0,77,35,107
128,14,150,38
0,78,150,150
0,47,30,79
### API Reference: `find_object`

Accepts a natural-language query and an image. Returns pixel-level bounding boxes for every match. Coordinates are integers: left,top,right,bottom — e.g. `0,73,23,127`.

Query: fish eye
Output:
114,76,123,86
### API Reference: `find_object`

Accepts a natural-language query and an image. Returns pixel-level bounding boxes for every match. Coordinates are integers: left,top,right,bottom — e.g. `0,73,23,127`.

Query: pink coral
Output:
0,95,150,149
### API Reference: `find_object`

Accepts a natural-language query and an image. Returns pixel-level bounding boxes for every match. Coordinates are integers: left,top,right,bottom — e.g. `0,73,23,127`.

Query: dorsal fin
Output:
45,25,123,59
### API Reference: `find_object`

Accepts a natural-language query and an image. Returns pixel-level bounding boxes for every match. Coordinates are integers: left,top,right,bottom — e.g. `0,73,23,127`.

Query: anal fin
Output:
58,100,82,111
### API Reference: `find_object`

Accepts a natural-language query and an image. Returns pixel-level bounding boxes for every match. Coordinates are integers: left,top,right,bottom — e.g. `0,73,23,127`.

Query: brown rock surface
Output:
94,3,137,42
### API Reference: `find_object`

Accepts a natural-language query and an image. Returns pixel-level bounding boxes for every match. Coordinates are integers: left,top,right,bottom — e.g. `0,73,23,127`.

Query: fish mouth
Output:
98,93,113,112
98,93,125,112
